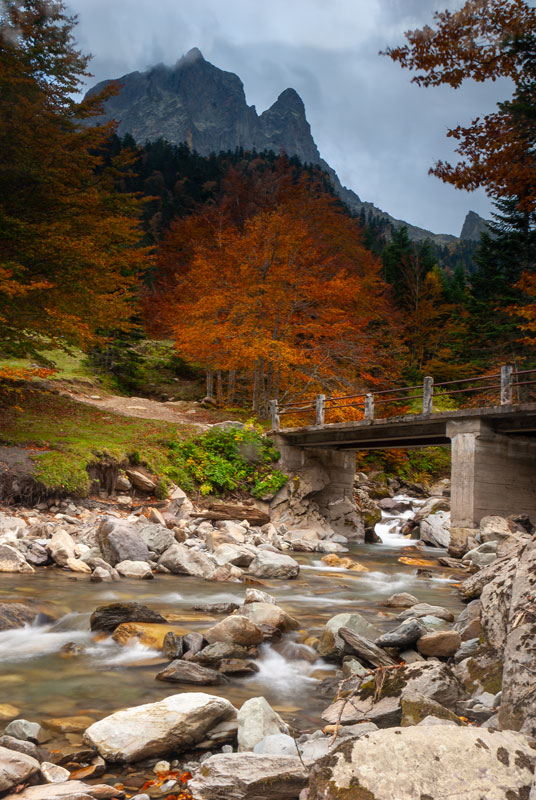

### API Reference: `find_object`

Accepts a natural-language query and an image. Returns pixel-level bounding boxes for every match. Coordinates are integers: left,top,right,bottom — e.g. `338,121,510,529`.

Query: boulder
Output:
39,762,70,783
0,544,33,573
400,690,464,726
156,660,227,684
137,523,175,555
419,510,450,548
112,622,187,649
4,720,43,743
193,642,251,666
0,736,41,761
243,588,276,605
417,630,461,657
158,543,215,579
306,727,536,800
0,746,40,792
2,783,122,800
499,539,536,736
453,599,482,641
0,602,39,631
237,603,299,632
247,551,299,579
125,467,157,493
338,627,398,667
84,692,237,762
317,612,380,659
213,544,255,568
383,592,418,608
115,560,154,579
46,530,76,567
462,542,498,569
65,557,91,574
188,753,308,800
89,602,167,632
397,603,454,622
375,618,426,650
96,518,149,566
205,616,263,647
459,547,523,600
237,697,290,752
253,733,298,757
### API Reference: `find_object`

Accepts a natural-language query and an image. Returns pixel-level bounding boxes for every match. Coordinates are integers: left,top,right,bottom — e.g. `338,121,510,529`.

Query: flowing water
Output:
0,496,463,739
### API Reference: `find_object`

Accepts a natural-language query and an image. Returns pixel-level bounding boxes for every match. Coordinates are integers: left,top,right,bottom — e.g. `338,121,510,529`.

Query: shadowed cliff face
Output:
86,47,458,244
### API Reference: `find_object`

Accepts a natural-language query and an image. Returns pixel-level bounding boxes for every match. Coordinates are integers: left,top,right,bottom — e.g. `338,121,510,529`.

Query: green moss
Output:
466,655,503,695
364,509,381,528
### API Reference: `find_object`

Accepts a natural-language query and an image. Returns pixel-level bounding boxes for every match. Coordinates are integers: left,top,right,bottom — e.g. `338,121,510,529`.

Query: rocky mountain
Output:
87,48,459,244
460,210,489,241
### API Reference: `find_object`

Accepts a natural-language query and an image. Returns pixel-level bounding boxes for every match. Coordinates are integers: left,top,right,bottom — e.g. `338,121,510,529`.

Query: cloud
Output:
66,0,506,236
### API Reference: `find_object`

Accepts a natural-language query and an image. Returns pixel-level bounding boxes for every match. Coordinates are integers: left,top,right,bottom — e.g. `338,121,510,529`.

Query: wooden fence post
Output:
365,393,374,422
269,400,280,432
422,376,434,415
501,364,514,405
315,394,325,427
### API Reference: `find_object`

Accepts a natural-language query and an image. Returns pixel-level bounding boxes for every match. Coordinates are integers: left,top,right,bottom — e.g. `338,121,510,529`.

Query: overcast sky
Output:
66,0,509,236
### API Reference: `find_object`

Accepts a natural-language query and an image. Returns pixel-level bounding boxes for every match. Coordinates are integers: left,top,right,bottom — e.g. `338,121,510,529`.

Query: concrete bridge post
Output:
447,417,536,554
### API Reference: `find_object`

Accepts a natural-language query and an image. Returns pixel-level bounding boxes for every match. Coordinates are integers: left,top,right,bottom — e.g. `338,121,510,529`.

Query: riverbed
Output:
0,496,463,742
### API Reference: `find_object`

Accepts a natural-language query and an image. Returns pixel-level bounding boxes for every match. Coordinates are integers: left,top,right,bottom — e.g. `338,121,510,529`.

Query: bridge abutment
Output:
447,418,536,530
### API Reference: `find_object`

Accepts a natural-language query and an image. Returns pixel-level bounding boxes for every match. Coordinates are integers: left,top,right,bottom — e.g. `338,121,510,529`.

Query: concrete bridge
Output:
270,366,536,550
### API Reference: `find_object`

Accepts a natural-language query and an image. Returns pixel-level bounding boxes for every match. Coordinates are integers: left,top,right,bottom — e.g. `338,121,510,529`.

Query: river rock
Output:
237,697,290,752
205,615,263,647
91,565,114,582
0,736,41,761
90,602,167,632
213,544,255,568
45,530,76,567
193,642,250,666
0,544,33,573
163,631,184,659
112,622,187,650
253,733,298,757
236,602,298,632
4,719,43,743
417,630,461,657
97,518,149,565
219,659,258,675
383,592,418,608
243,588,276,605
65,556,91,574
158,543,215,579
375,618,426,649
499,539,536,736
453,599,482,641
398,602,454,622
84,692,237,762
0,746,40,792
247,551,299,579
39,762,70,783
188,753,308,800
419,510,450,547
462,542,498,569
400,690,464,726
0,602,39,631
137,522,175,555
183,632,205,655
2,783,123,800
306,727,536,800
115,560,154,579
156,660,227,685
317,612,380,659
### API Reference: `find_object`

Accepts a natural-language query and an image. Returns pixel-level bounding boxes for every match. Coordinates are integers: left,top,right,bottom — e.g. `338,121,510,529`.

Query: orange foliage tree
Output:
382,0,536,211
149,171,403,416
0,1,149,358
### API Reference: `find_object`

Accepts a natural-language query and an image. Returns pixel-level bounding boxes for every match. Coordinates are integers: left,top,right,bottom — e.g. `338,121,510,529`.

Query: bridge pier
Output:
272,435,364,540
447,418,536,534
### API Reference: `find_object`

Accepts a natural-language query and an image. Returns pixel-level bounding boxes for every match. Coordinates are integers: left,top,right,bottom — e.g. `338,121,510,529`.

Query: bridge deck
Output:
275,402,536,449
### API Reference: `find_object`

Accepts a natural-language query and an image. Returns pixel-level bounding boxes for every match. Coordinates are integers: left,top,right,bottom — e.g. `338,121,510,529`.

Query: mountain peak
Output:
180,47,205,65
460,210,489,241
272,88,305,113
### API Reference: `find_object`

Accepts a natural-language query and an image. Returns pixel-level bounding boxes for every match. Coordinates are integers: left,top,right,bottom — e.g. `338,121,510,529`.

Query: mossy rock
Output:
400,691,464,726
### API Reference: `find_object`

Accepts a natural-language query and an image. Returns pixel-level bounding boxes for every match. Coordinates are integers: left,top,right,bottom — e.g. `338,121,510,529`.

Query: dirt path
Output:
65,390,211,429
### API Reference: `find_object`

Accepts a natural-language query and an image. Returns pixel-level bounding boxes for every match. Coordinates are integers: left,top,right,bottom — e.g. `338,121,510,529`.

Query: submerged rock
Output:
0,602,39,631
89,602,167,632
84,692,237,762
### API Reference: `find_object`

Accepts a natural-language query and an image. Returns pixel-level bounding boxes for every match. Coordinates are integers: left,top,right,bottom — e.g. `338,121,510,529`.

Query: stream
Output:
0,496,464,757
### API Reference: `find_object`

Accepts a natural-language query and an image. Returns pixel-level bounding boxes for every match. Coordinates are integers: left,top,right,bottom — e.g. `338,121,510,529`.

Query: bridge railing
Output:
270,363,536,431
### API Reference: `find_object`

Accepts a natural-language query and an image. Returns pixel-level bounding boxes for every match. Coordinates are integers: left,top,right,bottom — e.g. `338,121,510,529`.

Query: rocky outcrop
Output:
84,692,237,762
460,209,489,241
306,727,536,800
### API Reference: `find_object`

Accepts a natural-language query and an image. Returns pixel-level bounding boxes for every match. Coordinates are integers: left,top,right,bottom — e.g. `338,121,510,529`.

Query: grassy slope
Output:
0,387,197,496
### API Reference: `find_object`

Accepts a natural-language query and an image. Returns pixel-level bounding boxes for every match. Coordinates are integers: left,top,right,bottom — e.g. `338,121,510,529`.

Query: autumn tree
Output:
151,179,402,415
382,0,536,210
0,1,148,359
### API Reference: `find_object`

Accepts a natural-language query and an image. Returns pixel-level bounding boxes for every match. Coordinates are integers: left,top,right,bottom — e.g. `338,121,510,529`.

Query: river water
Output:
0,496,463,743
